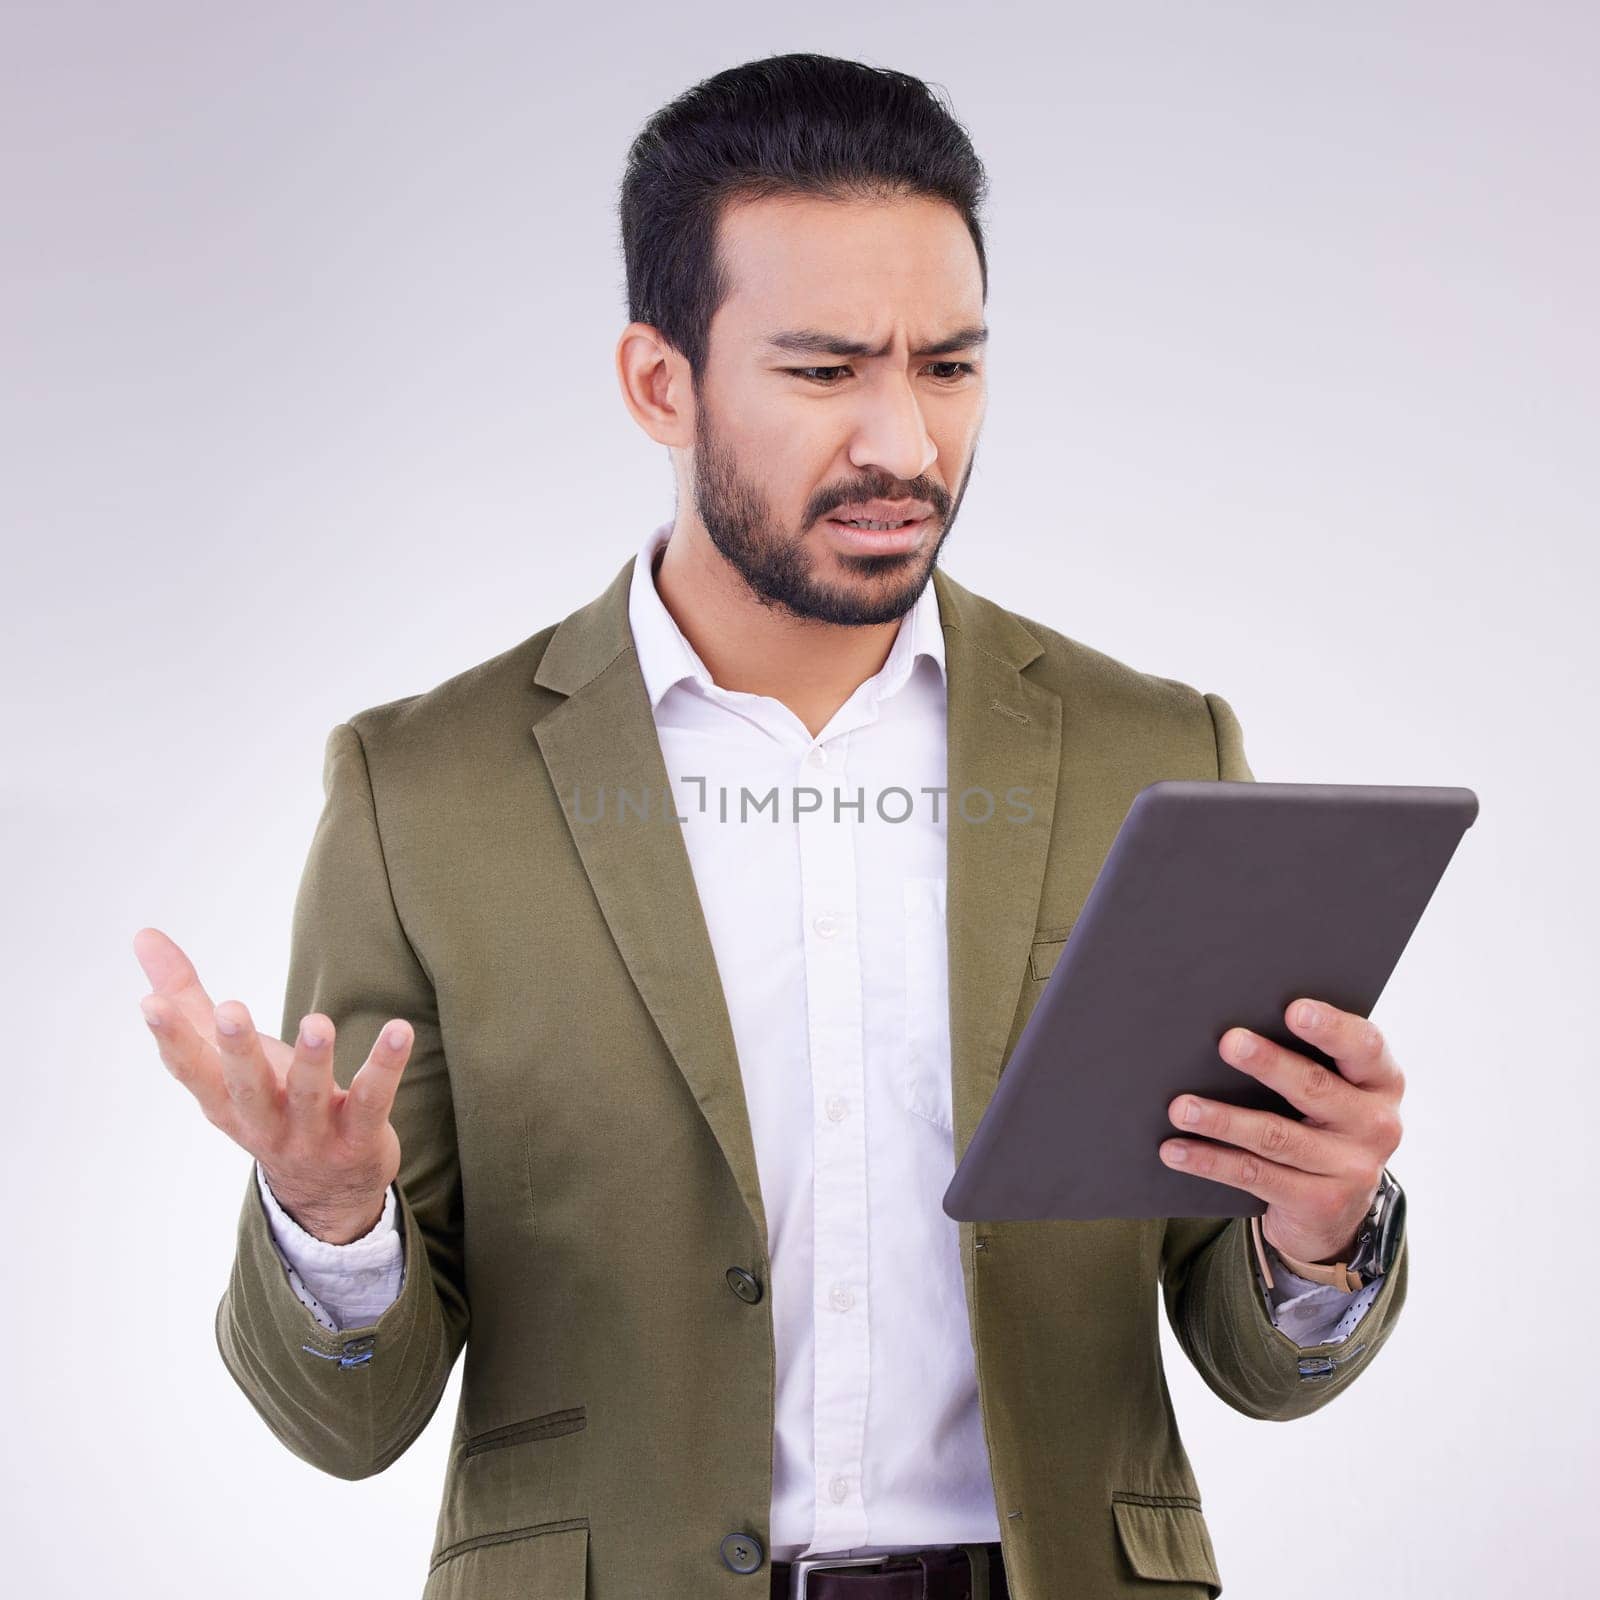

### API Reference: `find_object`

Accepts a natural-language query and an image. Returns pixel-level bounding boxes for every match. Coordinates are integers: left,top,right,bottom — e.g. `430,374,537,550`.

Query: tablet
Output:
941,780,1479,1223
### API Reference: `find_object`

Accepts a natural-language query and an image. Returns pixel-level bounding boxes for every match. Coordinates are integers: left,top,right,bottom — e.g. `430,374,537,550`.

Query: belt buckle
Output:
790,1554,894,1598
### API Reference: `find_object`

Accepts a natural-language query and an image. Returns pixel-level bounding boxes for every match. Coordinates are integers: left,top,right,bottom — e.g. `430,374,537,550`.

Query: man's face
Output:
689,191,988,626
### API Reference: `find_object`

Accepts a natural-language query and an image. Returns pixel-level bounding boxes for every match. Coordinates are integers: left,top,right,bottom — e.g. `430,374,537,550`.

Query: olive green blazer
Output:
216,553,1409,1599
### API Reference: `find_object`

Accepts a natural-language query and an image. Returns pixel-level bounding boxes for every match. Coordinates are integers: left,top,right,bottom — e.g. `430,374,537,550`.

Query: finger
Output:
213,1000,283,1151
1166,1092,1355,1180
282,1013,337,1131
339,1020,413,1147
140,991,235,1132
1217,1024,1363,1127
1285,999,1401,1092
132,927,221,1045
1158,1130,1326,1212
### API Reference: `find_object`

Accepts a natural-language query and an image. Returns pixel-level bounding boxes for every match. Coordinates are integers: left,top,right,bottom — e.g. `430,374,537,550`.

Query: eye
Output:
786,362,979,386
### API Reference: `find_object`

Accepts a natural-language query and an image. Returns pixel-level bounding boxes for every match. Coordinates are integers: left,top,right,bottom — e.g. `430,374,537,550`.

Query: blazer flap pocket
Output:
1111,1495,1221,1593
1029,933,1070,981
425,1521,587,1598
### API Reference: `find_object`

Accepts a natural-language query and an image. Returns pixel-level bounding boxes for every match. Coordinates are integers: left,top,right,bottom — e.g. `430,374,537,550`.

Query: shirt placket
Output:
797,731,872,1552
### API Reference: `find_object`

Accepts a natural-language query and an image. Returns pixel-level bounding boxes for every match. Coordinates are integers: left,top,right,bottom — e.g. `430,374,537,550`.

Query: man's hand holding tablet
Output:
1162,996,1405,1267
941,779,1476,1226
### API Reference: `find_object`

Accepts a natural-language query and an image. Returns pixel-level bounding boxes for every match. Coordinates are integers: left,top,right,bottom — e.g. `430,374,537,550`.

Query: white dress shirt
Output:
255,518,1383,1558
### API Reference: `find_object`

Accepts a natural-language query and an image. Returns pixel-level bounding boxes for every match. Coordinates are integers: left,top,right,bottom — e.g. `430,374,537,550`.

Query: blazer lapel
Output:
932,567,1062,1165
529,555,1061,1250
530,556,771,1244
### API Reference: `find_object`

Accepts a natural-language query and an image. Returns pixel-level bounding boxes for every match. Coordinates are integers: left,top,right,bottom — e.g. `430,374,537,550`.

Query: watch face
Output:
1352,1172,1404,1279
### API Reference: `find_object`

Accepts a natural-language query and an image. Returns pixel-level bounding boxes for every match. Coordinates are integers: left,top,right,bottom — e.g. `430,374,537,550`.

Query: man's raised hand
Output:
132,926,413,1243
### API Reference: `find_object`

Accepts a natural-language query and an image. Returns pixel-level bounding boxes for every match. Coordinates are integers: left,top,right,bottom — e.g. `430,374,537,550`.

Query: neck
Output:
651,522,909,739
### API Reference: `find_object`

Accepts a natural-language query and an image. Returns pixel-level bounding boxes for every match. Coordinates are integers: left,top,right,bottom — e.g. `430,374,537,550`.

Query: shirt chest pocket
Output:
901,875,953,1134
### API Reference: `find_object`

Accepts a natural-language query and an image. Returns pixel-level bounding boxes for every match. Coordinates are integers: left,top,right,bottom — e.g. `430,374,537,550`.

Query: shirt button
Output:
829,1474,850,1503
824,1095,847,1122
829,1283,854,1312
807,745,828,768
813,913,838,939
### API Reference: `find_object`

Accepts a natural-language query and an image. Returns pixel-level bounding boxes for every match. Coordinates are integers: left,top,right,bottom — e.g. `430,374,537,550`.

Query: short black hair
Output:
618,52,990,380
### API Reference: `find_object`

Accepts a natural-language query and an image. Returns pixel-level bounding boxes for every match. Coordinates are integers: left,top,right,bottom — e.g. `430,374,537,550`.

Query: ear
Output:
616,322,696,448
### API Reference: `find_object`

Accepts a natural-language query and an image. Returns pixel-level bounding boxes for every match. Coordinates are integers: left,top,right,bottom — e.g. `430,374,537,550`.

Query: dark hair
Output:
618,52,990,379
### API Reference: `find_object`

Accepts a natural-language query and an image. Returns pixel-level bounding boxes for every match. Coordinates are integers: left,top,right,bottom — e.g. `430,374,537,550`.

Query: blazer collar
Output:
530,546,1060,1249
533,541,1043,696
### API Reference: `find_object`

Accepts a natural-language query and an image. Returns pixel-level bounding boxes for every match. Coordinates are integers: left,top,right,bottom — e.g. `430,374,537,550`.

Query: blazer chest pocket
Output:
1110,1492,1222,1596
1029,928,1072,982
902,876,953,1134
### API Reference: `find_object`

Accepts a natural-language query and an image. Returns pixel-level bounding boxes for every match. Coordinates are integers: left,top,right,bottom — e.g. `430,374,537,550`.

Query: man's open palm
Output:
132,926,413,1242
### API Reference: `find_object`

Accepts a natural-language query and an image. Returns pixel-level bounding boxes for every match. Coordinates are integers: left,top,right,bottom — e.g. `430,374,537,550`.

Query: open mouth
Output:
824,515,930,552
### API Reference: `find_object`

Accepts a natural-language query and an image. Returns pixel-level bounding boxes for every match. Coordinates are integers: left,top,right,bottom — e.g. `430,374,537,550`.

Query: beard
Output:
690,397,974,627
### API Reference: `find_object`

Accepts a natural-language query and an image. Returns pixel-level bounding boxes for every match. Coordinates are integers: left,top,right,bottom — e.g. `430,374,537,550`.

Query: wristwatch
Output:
1250,1167,1405,1293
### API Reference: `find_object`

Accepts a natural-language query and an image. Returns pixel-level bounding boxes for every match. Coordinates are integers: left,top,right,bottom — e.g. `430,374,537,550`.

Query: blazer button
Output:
720,1531,765,1573
725,1266,763,1304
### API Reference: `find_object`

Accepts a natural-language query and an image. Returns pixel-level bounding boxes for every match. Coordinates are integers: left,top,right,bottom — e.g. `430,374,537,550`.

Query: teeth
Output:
838,518,912,531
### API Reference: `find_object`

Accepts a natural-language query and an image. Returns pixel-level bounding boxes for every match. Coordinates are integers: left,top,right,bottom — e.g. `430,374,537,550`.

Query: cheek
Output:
719,393,812,465
937,396,985,452
744,422,845,507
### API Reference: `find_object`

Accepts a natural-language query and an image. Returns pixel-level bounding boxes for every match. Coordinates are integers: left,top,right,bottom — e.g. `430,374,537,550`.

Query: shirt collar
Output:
627,520,947,713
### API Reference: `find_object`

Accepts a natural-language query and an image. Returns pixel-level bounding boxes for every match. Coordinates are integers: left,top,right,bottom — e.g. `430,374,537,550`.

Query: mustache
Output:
815,495,947,519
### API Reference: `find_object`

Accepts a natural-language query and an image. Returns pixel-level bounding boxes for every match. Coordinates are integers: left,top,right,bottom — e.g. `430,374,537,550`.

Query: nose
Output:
845,376,939,485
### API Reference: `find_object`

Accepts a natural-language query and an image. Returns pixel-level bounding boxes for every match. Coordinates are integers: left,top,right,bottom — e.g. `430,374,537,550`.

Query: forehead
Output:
712,191,984,347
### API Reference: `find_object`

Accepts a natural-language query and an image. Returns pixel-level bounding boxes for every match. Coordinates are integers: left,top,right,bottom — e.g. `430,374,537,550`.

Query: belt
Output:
770,1542,1008,1599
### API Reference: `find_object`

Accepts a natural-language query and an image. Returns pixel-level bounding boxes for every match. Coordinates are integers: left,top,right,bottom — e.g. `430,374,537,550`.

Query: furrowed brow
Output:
763,324,990,359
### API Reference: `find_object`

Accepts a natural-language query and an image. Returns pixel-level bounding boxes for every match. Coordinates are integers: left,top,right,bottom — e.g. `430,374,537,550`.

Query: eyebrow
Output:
762,323,990,360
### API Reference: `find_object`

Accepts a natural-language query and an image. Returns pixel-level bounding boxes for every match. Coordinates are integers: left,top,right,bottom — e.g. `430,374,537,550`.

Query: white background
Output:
4,2,1595,1594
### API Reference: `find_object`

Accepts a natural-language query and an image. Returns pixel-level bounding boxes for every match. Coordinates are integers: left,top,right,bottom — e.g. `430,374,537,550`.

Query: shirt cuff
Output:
254,1160,405,1332
1264,1246,1384,1346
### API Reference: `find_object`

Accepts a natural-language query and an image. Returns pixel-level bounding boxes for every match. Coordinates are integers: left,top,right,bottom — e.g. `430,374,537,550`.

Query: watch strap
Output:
1250,1214,1365,1292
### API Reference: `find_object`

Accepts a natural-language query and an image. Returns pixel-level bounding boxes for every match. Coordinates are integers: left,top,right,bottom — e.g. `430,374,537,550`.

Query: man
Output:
135,52,1408,1600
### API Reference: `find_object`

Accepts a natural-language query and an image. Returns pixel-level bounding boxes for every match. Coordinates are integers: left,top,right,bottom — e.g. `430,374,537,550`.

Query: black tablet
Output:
941,780,1479,1222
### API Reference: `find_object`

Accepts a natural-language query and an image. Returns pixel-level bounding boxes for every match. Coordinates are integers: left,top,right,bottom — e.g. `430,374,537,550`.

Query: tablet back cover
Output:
941,780,1478,1222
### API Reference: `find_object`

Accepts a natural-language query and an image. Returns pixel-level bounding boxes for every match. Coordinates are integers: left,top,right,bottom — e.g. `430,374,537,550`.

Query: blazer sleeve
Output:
214,720,470,1477
1156,690,1411,1421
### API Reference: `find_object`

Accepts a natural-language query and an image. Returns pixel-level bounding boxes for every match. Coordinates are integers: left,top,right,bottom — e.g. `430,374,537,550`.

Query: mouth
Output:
823,514,932,554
